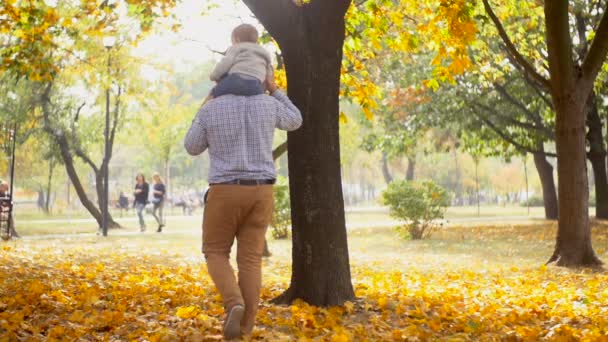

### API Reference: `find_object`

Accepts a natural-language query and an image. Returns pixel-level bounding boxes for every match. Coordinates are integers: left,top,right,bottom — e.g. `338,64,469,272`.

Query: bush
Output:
382,180,450,240
271,177,291,239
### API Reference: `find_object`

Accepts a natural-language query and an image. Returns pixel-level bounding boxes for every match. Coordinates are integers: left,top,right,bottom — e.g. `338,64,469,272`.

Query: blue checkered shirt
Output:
184,91,302,184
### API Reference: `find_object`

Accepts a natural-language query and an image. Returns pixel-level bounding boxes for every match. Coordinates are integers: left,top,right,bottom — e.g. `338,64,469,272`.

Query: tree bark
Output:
544,0,603,267
406,156,415,181
585,91,608,219
532,151,558,220
244,0,355,306
381,152,392,184
44,157,54,214
94,171,121,228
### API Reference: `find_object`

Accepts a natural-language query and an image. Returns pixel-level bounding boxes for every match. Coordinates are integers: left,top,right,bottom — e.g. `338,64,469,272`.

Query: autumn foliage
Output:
1,226,607,341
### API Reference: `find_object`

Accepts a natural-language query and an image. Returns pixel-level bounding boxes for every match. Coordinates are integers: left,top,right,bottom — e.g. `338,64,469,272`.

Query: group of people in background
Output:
132,173,166,232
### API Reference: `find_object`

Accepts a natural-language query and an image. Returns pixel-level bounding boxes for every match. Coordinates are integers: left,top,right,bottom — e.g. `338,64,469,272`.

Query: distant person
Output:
184,67,302,339
133,174,149,232
0,180,19,239
151,173,166,233
202,24,272,106
118,191,129,216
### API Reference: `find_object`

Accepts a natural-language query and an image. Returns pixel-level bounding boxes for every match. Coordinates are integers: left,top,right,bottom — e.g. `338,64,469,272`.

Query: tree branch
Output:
273,140,288,160
108,85,122,162
581,4,608,89
470,103,556,157
492,82,549,132
544,0,574,95
473,99,552,139
483,0,551,90
241,0,299,46
73,147,100,174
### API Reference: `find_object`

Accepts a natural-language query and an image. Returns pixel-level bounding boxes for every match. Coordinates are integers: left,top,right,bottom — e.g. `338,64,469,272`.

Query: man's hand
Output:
265,68,278,94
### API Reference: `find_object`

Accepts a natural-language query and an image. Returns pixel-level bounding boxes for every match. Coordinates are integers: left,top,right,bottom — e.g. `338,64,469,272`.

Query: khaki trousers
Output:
202,184,273,334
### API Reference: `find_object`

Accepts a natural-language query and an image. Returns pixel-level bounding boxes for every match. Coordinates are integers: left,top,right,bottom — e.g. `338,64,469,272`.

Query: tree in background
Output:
0,0,178,229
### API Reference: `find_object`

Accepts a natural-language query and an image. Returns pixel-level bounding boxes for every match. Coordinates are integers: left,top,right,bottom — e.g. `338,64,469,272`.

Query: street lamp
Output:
102,36,115,237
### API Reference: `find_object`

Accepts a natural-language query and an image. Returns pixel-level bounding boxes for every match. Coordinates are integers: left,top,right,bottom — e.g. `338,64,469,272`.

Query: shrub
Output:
382,180,450,240
271,177,291,239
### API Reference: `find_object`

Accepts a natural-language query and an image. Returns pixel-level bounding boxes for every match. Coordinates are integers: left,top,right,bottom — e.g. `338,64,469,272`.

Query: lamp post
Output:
102,36,116,237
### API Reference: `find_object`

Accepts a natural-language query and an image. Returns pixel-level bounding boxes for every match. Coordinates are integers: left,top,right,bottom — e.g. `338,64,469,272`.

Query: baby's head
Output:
231,24,259,44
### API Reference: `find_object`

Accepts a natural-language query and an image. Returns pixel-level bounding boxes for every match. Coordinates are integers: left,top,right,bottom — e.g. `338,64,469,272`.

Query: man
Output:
0,180,18,239
184,69,302,339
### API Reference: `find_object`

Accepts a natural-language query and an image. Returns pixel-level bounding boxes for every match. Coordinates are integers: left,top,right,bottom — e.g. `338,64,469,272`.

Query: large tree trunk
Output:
585,91,608,219
406,156,415,181
532,151,558,220
549,96,600,266
245,0,355,306
544,0,603,267
381,152,392,184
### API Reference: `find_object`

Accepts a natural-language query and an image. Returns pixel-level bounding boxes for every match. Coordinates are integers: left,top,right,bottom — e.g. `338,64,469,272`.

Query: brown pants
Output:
202,184,273,334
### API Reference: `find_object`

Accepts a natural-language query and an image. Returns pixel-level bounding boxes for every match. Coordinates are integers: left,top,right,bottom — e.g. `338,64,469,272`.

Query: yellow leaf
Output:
339,111,348,124
176,305,200,319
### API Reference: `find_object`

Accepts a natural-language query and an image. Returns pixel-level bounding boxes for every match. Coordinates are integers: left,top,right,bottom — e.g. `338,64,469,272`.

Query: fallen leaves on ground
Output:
0,237,607,341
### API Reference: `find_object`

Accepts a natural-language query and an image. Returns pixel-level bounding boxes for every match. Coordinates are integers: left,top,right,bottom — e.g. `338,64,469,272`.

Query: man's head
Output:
0,181,8,193
231,24,259,44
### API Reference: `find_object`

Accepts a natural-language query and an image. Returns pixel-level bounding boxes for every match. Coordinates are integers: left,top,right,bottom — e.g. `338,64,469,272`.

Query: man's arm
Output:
184,108,209,156
265,69,302,131
209,47,237,82
272,91,302,131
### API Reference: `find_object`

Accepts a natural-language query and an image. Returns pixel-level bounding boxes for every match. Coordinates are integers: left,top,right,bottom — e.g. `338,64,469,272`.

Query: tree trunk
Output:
585,91,608,219
95,171,121,229
164,158,171,201
44,157,54,214
381,152,392,184
406,156,415,181
544,0,603,267
262,240,271,257
475,159,480,216
54,133,105,228
532,151,558,219
245,0,355,306
549,96,601,266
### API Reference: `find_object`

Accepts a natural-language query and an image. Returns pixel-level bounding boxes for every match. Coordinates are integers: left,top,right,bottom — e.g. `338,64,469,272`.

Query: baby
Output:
208,24,272,100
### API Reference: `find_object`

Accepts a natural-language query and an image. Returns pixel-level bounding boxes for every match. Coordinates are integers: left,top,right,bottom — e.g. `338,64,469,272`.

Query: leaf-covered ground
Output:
1,222,608,341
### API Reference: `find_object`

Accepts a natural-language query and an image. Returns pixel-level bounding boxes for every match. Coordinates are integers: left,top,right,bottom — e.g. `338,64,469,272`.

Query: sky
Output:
134,1,261,73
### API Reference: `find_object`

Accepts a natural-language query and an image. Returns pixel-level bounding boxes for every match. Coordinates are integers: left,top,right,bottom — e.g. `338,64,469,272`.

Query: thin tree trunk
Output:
245,0,355,306
523,155,530,216
55,133,105,227
585,91,608,219
95,171,121,228
533,151,558,219
381,152,392,184
164,158,171,201
406,156,415,181
475,159,480,216
44,157,54,214
453,150,462,205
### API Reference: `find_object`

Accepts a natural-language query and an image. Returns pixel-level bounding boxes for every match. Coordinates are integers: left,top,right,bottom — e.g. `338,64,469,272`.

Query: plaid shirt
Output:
184,91,302,184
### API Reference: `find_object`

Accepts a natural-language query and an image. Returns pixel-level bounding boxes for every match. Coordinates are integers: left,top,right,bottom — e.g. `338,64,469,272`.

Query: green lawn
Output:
13,205,553,237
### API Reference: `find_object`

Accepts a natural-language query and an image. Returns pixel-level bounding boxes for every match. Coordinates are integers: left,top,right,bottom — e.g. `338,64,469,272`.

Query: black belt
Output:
211,179,275,186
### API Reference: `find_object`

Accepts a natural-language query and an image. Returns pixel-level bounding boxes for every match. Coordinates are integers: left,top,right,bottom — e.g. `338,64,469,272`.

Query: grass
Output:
12,205,553,237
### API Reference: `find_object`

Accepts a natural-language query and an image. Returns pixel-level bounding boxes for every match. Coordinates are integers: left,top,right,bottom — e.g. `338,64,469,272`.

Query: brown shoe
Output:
223,304,244,340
